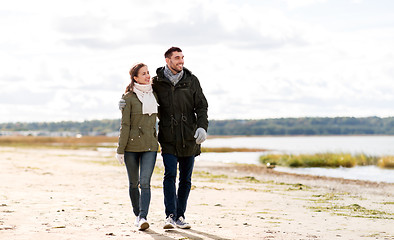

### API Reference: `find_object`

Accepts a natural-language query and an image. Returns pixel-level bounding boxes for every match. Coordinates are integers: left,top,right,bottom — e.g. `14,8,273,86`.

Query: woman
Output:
116,63,159,231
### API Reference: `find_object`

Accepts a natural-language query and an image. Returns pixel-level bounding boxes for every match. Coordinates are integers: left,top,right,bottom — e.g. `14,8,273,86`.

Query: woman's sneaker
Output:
134,216,140,227
138,218,149,231
175,216,191,229
163,214,176,229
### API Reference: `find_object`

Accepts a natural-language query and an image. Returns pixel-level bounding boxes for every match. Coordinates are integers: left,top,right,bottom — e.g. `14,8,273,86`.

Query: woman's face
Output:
133,66,151,85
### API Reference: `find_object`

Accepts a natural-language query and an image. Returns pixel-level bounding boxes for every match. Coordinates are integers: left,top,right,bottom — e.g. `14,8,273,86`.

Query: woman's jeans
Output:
124,151,157,219
162,153,195,220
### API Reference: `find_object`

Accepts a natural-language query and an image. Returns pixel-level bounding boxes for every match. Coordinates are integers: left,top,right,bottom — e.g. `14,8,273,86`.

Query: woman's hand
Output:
116,153,125,165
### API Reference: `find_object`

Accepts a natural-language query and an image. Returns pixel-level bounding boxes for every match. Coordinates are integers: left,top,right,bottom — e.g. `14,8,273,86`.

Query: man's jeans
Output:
124,151,157,219
162,153,195,220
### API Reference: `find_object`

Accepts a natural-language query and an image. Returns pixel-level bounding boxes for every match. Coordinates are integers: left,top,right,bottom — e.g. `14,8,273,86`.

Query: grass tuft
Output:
377,156,394,169
259,152,392,168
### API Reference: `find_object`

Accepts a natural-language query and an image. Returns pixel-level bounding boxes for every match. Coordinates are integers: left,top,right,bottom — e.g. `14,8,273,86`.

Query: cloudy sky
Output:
1,0,394,123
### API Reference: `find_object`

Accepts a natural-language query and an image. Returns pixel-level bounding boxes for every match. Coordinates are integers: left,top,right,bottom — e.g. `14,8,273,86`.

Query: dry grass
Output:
0,136,266,153
0,136,118,148
378,156,394,169
259,153,384,168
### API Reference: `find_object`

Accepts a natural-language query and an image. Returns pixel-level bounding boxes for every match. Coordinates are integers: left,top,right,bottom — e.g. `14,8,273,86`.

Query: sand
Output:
0,147,393,240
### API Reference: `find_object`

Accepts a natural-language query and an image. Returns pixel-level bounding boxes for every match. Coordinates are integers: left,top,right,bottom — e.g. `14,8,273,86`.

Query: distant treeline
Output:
1,117,394,136
0,119,120,135
208,117,394,135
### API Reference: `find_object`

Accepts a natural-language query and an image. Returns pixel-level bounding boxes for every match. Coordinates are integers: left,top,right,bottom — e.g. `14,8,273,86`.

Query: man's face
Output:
166,51,184,74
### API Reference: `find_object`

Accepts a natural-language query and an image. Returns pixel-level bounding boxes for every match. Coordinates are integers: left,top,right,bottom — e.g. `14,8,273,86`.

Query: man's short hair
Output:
164,47,182,59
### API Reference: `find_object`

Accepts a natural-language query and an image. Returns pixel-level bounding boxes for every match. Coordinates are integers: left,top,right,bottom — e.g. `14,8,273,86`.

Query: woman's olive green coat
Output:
117,91,158,154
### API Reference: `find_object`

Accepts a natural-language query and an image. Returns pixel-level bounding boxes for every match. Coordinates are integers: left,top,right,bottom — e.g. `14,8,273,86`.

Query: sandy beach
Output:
0,147,393,240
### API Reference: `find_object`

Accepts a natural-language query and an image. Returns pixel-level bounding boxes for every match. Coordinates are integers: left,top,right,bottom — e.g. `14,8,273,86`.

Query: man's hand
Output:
116,153,125,165
118,99,126,110
194,128,207,144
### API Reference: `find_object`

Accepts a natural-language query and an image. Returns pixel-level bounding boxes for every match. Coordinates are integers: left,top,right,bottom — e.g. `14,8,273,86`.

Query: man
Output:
119,47,208,229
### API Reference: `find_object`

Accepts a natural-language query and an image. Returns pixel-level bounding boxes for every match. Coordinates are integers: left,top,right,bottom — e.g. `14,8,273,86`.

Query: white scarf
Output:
133,83,158,116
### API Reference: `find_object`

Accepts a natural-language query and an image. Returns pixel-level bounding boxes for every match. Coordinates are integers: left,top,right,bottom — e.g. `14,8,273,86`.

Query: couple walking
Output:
116,47,209,230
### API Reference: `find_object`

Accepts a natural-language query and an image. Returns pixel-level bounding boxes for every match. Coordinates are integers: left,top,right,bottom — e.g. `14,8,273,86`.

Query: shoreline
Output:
213,162,393,186
273,165,394,184
195,160,394,196
1,147,393,239
207,134,394,138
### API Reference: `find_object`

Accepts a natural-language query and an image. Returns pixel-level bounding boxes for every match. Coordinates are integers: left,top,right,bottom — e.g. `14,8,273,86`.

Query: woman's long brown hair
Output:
125,63,146,93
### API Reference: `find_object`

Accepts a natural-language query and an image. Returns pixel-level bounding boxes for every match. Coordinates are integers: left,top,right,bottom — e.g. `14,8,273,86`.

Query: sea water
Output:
200,136,394,183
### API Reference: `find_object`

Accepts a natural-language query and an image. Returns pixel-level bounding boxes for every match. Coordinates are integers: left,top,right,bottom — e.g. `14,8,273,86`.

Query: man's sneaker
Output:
163,214,176,229
134,216,140,227
175,216,191,229
138,218,149,231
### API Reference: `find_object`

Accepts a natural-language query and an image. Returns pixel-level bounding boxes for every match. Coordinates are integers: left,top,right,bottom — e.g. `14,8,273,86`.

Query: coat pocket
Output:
128,129,139,142
183,120,197,141
158,123,174,143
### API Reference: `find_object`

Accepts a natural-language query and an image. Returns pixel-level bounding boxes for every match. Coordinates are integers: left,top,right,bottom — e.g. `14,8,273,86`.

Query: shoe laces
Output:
178,216,187,223
167,214,174,220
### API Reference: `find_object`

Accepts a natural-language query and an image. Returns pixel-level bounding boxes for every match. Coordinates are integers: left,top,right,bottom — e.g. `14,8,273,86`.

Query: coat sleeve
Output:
152,77,161,120
192,76,209,131
117,96,132,154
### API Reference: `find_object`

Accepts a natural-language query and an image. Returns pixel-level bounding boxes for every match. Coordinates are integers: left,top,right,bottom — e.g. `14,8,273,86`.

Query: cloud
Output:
283,0,328,9
56,16,107,35
0,74,24,84
0,89,53,105
176,2,309,49
62,37,122,49
1,0,394,122
53,0,311,51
